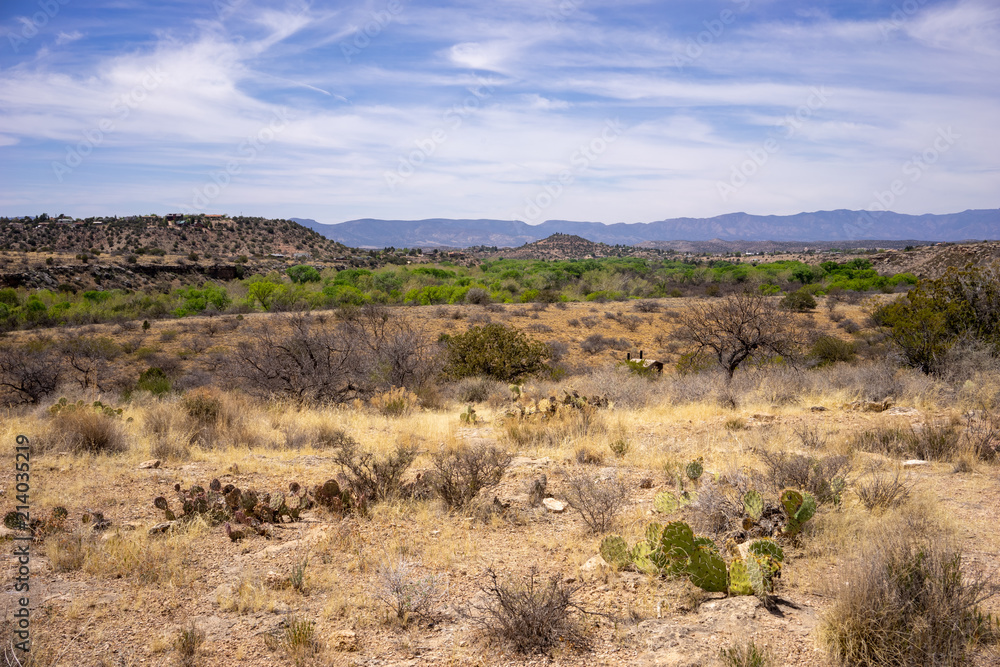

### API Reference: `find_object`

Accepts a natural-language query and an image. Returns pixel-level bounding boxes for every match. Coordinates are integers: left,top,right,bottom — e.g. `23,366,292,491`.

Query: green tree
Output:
286,264,321,284
444,323,550,382
872,263,1000,373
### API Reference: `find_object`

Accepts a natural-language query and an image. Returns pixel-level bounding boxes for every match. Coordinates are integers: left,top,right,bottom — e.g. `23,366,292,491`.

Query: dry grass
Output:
2,298,999,666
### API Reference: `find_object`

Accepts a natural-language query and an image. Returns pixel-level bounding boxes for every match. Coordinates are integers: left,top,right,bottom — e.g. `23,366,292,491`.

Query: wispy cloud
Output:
0,0,996,222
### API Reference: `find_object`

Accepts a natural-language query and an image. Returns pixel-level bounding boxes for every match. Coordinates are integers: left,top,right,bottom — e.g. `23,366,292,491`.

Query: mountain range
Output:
291,209,1000,249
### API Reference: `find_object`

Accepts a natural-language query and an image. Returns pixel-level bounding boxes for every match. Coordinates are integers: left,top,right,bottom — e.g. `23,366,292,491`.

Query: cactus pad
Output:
644,522,664,549
653,492,678,514
728,558,753,596
688,546,728,593
686,458,704,481
630,541,658,575
153,496,168,511
742,489,763,521
600,535,630,568
748,539,785,565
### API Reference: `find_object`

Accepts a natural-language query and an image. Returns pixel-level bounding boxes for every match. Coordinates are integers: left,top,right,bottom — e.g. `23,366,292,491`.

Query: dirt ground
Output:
0,297,998,666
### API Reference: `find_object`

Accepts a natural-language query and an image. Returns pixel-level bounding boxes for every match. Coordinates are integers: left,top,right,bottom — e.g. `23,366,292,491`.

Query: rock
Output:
638,477,654,489
332,629,358,652
903,459,929,467
579,555,615,582
810,406,828,412
148,521,174,535
138,459,161,469
542,498,566,513
845,400,893,412
886,406,920,415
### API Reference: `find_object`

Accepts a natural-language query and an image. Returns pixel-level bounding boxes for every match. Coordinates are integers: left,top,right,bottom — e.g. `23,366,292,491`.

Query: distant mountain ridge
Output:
291,209,1000,248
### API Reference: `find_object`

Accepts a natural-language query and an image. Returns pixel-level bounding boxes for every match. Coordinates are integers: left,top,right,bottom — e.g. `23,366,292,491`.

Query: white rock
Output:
542,497,566,513
903,459,929,467
138,459,161,469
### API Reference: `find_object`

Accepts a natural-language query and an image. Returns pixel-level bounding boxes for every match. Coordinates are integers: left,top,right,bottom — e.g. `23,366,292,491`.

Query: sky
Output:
1,0,998,225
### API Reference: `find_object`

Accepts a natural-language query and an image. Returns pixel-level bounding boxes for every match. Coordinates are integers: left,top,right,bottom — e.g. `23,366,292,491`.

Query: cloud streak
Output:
0,0,996,223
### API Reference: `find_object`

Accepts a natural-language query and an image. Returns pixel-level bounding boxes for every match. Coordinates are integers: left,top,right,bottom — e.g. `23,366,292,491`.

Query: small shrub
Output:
431,443,511,509
719,638,774,667
909,419,963,461
724,417,747,431
48,408,128,455
810,336,856,366
580,334,630,355
855,465,911,511
333,439,418,503
466,567,587,654
444,323,550,382
759,450,849,505
838,318,861,334
375,557,446,624
562,472,628,533
575,447,603,465
175,623,205,667
821,538,999,666
453,376,507,404
781,289,817,311
137,367,171,395
182,387,224,425
370,386,419,417
608,438,629,457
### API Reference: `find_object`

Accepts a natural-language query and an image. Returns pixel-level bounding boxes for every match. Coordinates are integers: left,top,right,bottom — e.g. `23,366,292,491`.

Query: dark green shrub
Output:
781,288,817,311
137,367,171,395
286,264,321,284
444,323,549,382
810,336,856,365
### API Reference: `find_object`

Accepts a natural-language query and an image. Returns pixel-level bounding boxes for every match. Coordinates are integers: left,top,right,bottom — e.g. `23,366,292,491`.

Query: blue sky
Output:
1,0,997,224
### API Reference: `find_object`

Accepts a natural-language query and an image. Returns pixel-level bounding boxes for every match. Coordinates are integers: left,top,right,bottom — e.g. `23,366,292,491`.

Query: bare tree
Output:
222,305,437,403
0,344,61,405
675,289,799,379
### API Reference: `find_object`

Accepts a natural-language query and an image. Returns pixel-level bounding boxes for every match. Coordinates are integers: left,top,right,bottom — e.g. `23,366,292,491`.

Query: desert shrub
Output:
909,419,964,461
333,438,418,503
850,425,915,456
821,538,998,666
48,408,128,455
465,287,491,305
577,365,656,408
633,300,660,313
370,386,420,417
175,623,205,667
182,387,224,426
452,376,508,404
466,567,587,654
759,450,849,505
810,336,856,366
965,409,1000,461
375,557,446,624
431,443,512,509
872,263,1000,374
0,344,61,405
719,638,774,667
443,323,549,382
562,472,628,533
838,318,861,334
854,465,911,512
137,367,171,395
579,334,629,355
546,339,570,362
781,288,817,311
286,264,320,283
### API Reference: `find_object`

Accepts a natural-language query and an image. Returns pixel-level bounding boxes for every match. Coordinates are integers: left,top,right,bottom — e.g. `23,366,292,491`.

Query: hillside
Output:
1,215,349,259
475,233,667,260
293,208,1000,248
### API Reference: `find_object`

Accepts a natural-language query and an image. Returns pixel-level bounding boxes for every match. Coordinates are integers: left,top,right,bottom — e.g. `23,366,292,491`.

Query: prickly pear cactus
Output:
653,492,678,514
728,558,753,596
742,489,764,522
658,520,697,574
781,489,816,536
630,541,658,575
685,457,704,482
688,545,727,593
600,535,630,569
644,522,664,549
748,538,785,565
